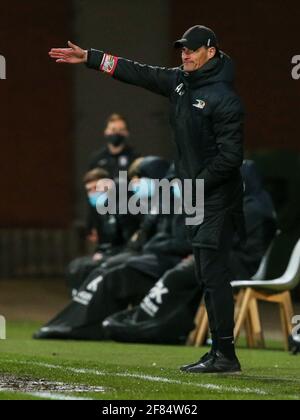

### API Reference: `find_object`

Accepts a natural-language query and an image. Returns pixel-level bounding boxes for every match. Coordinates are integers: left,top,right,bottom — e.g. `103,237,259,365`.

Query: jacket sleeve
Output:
143,215,192,256
86,49,176,97
197,94,245,193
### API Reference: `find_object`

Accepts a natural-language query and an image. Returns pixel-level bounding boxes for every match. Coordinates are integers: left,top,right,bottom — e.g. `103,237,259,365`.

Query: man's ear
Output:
208,47,217,59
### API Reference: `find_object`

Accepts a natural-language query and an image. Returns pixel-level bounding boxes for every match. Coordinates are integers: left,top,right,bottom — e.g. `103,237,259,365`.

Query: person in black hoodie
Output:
230,160,278,279
49,25,245,373
86,114,140,243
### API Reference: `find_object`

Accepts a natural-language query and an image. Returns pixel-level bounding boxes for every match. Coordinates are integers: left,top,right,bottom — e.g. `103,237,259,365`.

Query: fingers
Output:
48,51,69,62
49,41,81,63
49,52,65,58
50,55,68,61
50,48,68,54
67,41,78,50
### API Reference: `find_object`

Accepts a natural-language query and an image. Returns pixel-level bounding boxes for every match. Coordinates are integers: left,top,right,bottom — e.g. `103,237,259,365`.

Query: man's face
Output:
85,179,113,195
104,119,129,137
85,180,98,195
181,46,216,72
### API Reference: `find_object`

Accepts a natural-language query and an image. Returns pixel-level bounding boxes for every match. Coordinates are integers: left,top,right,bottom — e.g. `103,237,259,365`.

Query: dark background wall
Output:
0,1,73,228
171,0,300,152
1,0,300,228
72,0,172,220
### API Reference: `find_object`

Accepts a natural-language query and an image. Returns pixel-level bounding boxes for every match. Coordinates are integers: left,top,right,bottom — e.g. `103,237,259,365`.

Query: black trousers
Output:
193,217,235,339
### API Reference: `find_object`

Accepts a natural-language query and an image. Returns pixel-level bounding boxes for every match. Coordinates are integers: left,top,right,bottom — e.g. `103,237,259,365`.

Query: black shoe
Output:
33,326,72,340
184,351,241,374
180,351,215,372
289,335,300,355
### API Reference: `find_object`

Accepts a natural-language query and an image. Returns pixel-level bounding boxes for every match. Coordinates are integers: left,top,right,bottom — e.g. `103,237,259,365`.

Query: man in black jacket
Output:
49,25,245,373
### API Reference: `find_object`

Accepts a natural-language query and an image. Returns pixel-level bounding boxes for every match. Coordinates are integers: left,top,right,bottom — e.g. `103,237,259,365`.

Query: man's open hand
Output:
49,41,88,64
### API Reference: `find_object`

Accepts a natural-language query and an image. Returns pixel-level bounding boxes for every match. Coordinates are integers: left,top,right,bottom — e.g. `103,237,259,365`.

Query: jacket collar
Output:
180,51,235,89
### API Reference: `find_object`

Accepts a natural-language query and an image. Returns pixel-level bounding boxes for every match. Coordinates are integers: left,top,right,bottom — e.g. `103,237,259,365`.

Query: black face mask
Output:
105,134,126,147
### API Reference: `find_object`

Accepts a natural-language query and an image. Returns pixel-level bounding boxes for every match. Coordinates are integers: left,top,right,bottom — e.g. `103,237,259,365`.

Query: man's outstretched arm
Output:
49,42,177,98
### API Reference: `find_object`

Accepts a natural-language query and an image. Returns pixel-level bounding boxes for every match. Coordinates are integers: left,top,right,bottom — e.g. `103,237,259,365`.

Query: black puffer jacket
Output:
89,145,139,178
87,50,245,249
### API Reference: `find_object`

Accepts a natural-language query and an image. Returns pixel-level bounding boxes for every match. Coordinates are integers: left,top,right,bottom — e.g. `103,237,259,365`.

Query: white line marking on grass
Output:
5,360,269,397
114,372,269,396
242,374,300,384
29,392,92,401
0,390,91,401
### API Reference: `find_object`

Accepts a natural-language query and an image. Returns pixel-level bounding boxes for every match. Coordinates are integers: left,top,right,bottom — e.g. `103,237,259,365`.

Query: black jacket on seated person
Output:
126,212,192,279
230,160,278,279
67,186,141,295
87,204,140,254
89,145,139,178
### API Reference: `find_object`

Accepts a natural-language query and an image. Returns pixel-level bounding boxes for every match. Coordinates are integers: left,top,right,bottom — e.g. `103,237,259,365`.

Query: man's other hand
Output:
49,41,88,64
87,229,99,244
93,253,104,262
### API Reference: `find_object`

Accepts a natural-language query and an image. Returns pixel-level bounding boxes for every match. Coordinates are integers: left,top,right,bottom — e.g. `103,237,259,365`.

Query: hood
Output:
182,51,235,88
241,160,277,220
139,156,170,180
241,160,264,197
165,162,177,180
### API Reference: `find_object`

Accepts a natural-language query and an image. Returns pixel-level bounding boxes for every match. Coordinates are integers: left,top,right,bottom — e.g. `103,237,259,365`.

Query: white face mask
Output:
172,182,182,199
88,192,108,208
132,178,156,199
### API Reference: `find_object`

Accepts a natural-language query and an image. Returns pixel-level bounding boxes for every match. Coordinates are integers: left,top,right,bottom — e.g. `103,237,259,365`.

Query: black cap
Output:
174,25,218,51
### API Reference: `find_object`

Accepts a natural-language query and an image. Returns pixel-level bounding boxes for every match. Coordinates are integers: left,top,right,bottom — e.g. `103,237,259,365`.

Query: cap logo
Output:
207,38,211,47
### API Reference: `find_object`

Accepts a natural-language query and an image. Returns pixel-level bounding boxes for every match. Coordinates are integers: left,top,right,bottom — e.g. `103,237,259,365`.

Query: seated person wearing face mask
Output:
87,113,139,245
67,168,140,295
68,156,170,295
34,158,192,341
230,159,278,279
89,113,140,178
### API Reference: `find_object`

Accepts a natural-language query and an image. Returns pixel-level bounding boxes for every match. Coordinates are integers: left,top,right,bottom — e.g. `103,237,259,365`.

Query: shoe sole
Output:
211,370,242,376
179,364,199,373
183,369,242,375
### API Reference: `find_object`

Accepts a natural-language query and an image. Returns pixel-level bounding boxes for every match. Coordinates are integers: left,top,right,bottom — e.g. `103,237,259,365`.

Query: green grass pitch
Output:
0,322,299,400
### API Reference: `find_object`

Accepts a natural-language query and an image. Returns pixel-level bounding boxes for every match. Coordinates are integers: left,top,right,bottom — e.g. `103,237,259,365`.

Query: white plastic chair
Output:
250,230,281,281
232,239,300,349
